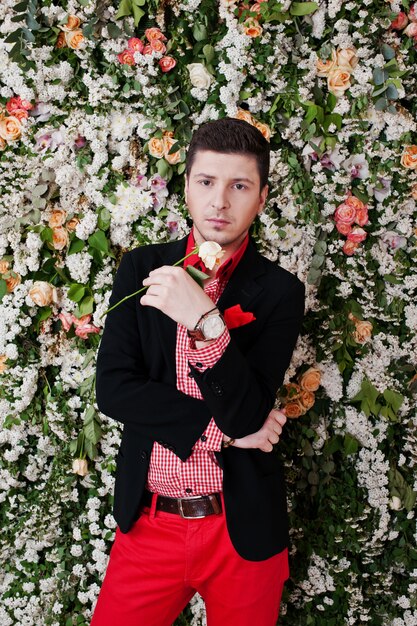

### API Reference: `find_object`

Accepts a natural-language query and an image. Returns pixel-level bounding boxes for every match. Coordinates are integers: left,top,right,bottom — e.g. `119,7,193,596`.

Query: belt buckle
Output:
178,496,207,519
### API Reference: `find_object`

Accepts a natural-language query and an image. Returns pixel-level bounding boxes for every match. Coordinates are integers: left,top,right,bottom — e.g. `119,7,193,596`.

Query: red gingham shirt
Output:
146,231,249,497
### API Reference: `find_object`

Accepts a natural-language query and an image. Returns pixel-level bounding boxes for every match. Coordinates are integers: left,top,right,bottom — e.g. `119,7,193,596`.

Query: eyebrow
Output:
192,173,255,184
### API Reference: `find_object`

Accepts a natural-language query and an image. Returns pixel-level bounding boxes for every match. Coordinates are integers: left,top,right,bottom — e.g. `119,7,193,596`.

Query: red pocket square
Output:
223,304,256,330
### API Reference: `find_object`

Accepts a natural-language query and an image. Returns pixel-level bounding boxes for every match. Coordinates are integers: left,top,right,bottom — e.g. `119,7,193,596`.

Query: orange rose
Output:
145,27,167,42
327,68,351,97
66,216,80,231
401,145,417,169
244,18,263,37
0,355,7,374
52,226,69,250
150,39,166,54
0,116,22,141
235,109,254,125
148,136,165,159
163,135,182,165
316,50,337,77
0,260,10,273
300,367,321,392
411,182,417,199
159,56,176,72
353,320,373,344
343,240,360,255
28,281,57,307
0,137,6,150
285,401,303,419
48,209,67,228
62,15,81,31
283,382,301,399
5,272,21,292
254,120,271,141
56,32,66,48
336,48,358,73
65,30,85,50
117,49,135,65
299,390,315,411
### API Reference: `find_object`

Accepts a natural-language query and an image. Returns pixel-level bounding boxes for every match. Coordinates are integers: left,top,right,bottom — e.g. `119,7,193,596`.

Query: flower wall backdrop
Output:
0,0,417,624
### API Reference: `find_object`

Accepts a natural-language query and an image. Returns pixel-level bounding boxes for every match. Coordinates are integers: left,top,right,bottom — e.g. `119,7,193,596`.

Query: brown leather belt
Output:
142,490,222,519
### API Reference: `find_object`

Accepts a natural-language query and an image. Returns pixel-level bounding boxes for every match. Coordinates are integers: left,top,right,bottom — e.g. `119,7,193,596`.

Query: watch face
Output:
202,315,225,340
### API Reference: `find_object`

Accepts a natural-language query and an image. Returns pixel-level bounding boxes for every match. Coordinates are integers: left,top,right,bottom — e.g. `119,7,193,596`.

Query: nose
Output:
211,185,230,210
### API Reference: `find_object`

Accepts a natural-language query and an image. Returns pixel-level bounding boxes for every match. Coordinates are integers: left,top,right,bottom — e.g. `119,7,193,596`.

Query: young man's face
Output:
185,150,268,255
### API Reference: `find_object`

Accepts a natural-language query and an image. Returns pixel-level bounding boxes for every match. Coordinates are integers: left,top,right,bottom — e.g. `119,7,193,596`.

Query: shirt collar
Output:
184,229,249,281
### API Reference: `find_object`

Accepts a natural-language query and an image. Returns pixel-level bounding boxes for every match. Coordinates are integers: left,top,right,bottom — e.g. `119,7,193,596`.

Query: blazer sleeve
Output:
95,251,212,461
189,278,305,439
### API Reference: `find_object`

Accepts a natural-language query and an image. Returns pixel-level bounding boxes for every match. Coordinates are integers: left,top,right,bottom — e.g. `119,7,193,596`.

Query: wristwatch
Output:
187,308,226,342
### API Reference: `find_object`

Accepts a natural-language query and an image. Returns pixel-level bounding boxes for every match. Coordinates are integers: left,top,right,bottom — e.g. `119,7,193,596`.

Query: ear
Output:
257,184,269,214
184,176,189,203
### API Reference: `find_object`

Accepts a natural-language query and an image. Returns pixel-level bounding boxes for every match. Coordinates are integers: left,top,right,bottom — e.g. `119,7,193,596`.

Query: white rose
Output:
72,458,88,476
389,496,402,511
28,281,57,306
187,63,212,89
198,241,225,270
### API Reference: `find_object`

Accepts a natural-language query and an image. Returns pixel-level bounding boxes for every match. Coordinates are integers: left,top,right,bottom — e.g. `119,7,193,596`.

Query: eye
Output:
198,179,212,186
233,183,246,190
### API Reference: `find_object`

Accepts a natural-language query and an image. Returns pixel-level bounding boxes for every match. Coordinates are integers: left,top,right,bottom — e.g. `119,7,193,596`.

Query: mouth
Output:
206,218,230,226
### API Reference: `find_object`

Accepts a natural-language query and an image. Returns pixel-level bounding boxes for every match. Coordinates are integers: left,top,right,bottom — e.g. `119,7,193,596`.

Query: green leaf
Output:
203,44,215,64
40,227,53,243
88,230,109,254
193,23,207,41
344,434,359,456
323,113,342,132
68,284,86,303
13,1,29,10
386,83,399,100
98,207,111,231
381,44,395,60
38,306,52,322
290,2,318,16
326,92,337,112
77,295,94,317
383,389,403,413
375,96,388,111
186,265,209,287
307,267,321,285
68,238,85,255
0,279,7,302
116,0,132,20
373,67,389,86
5,29,22,43
314,240,327,255
108,22,123,38
157,159,172,179
132,4,145,26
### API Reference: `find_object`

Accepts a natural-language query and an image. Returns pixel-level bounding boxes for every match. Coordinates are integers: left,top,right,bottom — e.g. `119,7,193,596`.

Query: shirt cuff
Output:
192,417,224,451
186,327,230,371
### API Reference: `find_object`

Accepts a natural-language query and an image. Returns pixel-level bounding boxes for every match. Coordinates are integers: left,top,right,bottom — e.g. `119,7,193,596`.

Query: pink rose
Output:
335,221,353,236
343,240,360,255
145,27,167,42
354,205,369,226
347,227,367,243
73,315,100,339
143,44,153,55
58,311,75,331
334,203,356,225
117,49,135,65
150,39,166,54
404,22,417,37
6,96,32,114
159,56,176,72
128,37,144,53
409,2,417,21
391,12,408,29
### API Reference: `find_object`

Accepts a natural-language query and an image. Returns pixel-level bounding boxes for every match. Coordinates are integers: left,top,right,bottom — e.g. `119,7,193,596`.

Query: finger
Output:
261,442,274,452
270,409,287,426
268,432,280,444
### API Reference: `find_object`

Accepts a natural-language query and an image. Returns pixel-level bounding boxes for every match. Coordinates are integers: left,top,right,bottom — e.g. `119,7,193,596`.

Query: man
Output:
91,117,305,626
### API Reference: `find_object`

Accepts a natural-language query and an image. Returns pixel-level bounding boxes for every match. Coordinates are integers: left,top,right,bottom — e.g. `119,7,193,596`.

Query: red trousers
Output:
90,493,289,626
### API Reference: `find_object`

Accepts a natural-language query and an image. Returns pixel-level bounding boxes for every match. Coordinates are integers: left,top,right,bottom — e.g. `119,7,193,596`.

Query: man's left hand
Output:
140,266,215,329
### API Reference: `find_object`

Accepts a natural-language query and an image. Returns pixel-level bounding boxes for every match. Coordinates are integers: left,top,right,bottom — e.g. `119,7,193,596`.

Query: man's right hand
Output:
224,408,287,452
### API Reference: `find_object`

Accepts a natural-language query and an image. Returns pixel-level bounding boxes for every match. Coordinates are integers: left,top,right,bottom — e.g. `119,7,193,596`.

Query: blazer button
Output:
210,382,223,396
140,450,148,461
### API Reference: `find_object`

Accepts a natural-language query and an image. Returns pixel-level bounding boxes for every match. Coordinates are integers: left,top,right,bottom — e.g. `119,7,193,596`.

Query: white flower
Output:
198,241,225,270
187,63,213,89
389,496,402,511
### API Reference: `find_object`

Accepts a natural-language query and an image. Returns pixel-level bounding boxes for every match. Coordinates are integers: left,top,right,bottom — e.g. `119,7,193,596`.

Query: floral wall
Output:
0,0,417,624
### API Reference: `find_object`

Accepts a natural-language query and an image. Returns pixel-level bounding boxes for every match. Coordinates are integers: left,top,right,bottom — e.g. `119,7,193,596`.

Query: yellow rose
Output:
254,120,271,141
243,18,263,38
0,355,7,374
198,241,225,270
353,320,373,344
5,271,21,293
327,68,351,97
28,281,57,307
52,226,69,250
62,15,81,31
336,48,358,73
72,458,88,476
235,109,255,125
65,30,85,50
401,145,417,169
48,209,67,229
0,116,22,141
316,50,337,77
163,135,183,165
300,367,321,392
148,136,165,159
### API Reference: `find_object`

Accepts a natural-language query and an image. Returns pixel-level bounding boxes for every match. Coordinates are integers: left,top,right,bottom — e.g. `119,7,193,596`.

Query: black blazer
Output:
96,235,305,561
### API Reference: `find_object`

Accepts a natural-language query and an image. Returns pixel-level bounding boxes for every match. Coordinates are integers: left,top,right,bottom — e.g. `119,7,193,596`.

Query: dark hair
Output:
186,117,270,189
